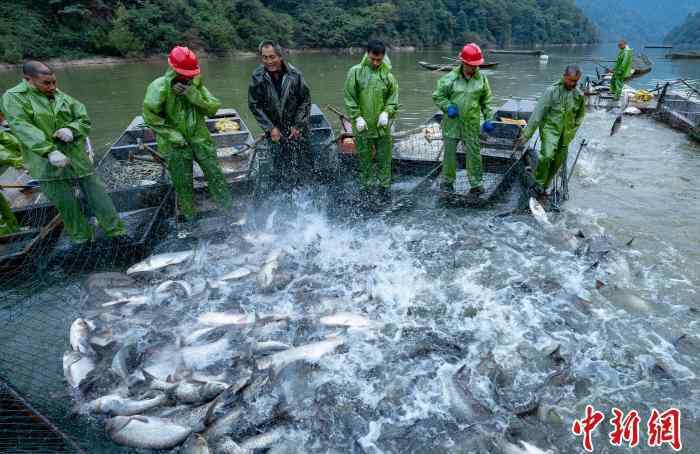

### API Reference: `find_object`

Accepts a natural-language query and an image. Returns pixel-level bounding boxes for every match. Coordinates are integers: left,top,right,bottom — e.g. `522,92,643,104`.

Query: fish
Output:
170,379,228,405
106,415,192,450
111,343,143,386
256,337,345,372
254,340,292,355
197,312,256,327
528,197,551,227
438,363,493,422
623,106,642,115
610,114,622,136
101,295,150,309
203,405,245,442
319,312,384,329
156,403,211,433
126,250,194,275
180,433,212,454
257,260,279,291
63,351,96,388
86,393,168,416
69,318,96,356
220,267,254,281
155,280,193,298
182,326,229,346
239,426,290,451
215,436,246,454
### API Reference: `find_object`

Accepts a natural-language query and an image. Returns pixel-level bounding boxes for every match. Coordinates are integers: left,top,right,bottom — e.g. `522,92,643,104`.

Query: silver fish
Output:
239,426,289,451
171,380,228,405
319,312,384,329
203,405,244,442
254,340,292,355
181,433,212,454
101,295,149,309
126,250,194,275
256,337,345,372
112,343,143,385
63,351,96,388
610,114,622,136
215,436,246,454
106,415,191,450
86,393,167,416
528,197,551,227
69,318,96,356
198,312,256,327
156,403,211,433
155,280,193,298
257,260,279,291
220,267,254,281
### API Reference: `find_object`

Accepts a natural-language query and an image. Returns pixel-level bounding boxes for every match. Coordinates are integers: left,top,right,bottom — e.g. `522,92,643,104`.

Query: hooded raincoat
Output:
611,46,633,99
2,81,124,241
433,66,493,187
523,78,586,190
143,69,231,220
343,54,399,190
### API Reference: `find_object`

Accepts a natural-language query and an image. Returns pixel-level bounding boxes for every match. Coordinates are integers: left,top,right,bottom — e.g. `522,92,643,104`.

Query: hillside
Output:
576,0,698,43
0,0,597,63
665,12,700,45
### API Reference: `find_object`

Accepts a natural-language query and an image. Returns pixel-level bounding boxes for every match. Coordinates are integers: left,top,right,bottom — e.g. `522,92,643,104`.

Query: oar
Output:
0,182,40,190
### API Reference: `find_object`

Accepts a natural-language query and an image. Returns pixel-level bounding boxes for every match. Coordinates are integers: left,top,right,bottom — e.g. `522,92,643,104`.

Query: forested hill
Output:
0,0,597,63
576,0,698,44
665,12,700,45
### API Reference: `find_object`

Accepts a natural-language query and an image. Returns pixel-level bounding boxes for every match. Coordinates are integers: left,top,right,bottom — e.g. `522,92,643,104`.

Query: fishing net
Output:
0,99,538,453
654,79,700,140
0,105,281,452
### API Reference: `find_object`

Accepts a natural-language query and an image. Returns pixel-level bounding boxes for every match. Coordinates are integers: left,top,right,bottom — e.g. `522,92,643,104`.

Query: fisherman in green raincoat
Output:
432,43,494,194
515,65,586,204
343,40,399,198
610,40,633,101
143,46,232,221
1,61,126,242
0,111,23,235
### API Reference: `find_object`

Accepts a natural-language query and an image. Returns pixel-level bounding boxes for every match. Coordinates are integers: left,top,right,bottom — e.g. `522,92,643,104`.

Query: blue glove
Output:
482,120,495,133
447,105,459,119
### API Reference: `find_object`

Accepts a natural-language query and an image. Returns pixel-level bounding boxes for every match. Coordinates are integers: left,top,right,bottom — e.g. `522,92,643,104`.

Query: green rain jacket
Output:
1,80,92,181
343,54,399,138
0,130,23,175
614,46,634,79
432,66,493,140
143,69,221,153
523,78,586,147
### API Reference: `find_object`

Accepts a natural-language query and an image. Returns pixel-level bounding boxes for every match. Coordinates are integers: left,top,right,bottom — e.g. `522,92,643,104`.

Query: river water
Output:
0,44,699,453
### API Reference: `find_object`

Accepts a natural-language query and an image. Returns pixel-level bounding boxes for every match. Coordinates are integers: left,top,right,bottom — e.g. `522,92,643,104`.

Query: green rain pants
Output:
167,144,232,220
356,135,392,190
41,174,126,242
443,137,483,188
0,192,19,235
610,75,624,100
534,135,569,190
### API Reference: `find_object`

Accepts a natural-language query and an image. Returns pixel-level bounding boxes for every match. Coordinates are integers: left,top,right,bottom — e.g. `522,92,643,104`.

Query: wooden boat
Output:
418,61,500,71
0,156,174,279
488,49,544,56
667,52,700,60
331,99,540,208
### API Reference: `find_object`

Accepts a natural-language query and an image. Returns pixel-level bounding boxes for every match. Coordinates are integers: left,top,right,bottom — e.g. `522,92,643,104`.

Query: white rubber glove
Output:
377,111,389,127
355,116,367,132
48,150,70,168
54,128,74,143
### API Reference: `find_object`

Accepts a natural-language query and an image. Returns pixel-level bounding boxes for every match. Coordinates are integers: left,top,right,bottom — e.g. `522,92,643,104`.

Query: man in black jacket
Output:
248,40,312,189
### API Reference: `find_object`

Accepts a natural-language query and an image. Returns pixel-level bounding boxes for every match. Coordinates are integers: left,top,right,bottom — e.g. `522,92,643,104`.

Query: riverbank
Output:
0,46,423,72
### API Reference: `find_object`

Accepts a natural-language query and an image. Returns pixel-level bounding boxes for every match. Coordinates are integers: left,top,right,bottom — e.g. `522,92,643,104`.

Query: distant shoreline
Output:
0,44,606,71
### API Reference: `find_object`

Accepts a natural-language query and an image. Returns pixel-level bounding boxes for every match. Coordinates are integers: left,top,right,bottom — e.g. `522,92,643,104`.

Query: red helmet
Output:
459,43,484,66
168,46,200,78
